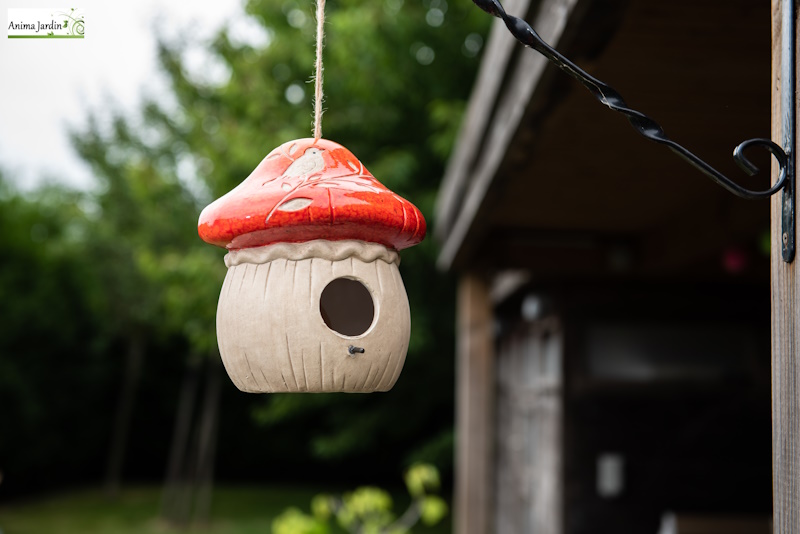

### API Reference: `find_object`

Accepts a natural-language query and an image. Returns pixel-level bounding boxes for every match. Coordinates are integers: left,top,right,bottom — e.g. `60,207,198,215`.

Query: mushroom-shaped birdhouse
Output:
198,138,425,393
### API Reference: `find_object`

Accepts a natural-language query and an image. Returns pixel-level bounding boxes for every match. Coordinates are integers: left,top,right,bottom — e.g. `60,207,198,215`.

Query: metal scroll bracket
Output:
471,0,798,262
781,0,796,262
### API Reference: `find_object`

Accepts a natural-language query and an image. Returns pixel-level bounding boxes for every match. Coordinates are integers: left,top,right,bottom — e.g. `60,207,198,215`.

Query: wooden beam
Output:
455,274,495,534
437,0,585,271
771,0,800,530
435,0,532,240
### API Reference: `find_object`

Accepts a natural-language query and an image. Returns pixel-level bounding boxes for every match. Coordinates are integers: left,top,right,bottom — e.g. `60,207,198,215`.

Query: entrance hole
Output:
319,278,375,336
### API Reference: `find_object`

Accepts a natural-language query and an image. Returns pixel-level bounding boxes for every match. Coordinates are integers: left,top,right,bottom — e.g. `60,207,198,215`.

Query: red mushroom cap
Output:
198,138,426,251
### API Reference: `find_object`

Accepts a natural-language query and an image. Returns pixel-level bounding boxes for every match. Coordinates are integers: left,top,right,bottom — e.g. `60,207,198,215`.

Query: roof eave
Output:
435,0,589,271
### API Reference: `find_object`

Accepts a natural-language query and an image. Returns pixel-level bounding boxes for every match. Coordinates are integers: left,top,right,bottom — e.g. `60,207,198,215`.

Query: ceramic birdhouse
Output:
198,138,425,393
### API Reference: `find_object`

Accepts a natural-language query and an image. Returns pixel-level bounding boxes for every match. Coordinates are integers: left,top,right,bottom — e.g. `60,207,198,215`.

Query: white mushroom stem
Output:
216,240,410,393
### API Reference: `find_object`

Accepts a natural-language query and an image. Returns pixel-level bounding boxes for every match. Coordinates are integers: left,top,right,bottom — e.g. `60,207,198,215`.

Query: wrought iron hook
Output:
471,0,793,200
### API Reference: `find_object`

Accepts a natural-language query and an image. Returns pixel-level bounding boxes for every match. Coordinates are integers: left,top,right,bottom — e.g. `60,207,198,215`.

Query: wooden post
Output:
455,273,495,534
772,0,800,530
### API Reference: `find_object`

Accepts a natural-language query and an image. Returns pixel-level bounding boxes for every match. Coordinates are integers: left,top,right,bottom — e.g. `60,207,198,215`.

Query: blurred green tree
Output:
0,174,112,493
71,115,207,499
71,114,226,523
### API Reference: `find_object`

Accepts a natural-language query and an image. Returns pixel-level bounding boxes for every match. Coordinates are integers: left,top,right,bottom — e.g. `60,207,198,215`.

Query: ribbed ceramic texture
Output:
216,249,410,393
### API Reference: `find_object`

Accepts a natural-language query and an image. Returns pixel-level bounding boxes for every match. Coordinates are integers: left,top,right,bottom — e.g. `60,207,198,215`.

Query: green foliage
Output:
311,494,334,520
419,496,447,527
336,487,395,531
0,485,328,534
0,173,116,489
404,463,439,498
272,507,329,534
272,464,448,534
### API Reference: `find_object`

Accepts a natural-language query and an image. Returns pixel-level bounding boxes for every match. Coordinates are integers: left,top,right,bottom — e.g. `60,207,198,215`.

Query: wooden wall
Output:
770,0,800,530
495,317,563,534
455,274,495,534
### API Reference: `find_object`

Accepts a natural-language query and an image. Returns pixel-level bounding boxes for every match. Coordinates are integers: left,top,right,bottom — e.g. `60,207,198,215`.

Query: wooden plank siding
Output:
495,317,563,534
455,274,495,534
771,0,800,530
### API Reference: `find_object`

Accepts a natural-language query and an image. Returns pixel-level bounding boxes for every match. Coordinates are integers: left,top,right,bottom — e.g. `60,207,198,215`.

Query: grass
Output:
0,485,452,534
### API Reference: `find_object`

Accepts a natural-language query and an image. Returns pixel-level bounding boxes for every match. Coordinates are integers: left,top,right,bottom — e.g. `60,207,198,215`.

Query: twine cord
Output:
313,0,325,141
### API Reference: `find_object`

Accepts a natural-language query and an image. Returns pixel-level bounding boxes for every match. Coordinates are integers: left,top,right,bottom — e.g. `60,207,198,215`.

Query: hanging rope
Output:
313,0,326,141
